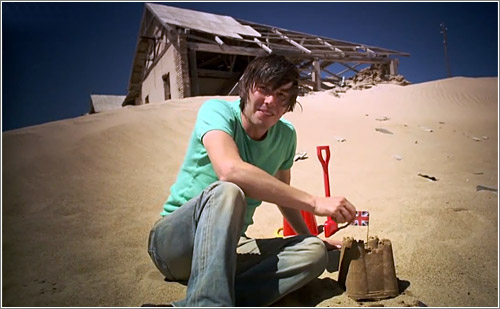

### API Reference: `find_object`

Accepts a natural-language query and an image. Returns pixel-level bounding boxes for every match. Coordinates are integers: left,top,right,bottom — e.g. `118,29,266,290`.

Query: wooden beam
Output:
322,76,341,83
355,45,377,57
322,68,341,80
316,38,345,56
340,62,362,73
142,9,156,36
189,49,199,96
186,42,392,65
142,41,171,82
253,38,273,53
145,3,176,34
237,37,404,57
298,59,314,69
188,42,266,56
312,58,321,91
185,33,217,45
266,49,393,64
197,69,241,79
199,55,222,68
273,29,311,54
229,55,237,72
390,59,399,75
320,61,334,69
215,36,224,46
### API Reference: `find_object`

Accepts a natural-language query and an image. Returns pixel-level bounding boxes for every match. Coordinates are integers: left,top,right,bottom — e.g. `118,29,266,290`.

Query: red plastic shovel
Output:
317,145,339,237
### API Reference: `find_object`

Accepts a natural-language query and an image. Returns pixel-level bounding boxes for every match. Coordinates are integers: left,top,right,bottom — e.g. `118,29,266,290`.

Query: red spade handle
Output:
317,145,339,237
316,146,331,197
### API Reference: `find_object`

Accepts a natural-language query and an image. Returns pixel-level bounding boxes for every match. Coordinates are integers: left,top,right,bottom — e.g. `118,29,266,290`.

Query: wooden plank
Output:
189,41,392,65
146,3,260,39
188,42,266,56
320,61,334,69
145,4,176,34
189,49,199,96
237,37,403,57
316,38,345,56
197,69,241,79
199,55,222,68
229,55,237,72
298,59,314,69
390,59,399,75
215,36,224,45
142,40,171,82
337,62,363,75
340,62,361,73
185,33,217,45
143,9,156,35
273,29,311,54
322,68,341,80
312,58,321,90
239,19,410,56
253,38,273,53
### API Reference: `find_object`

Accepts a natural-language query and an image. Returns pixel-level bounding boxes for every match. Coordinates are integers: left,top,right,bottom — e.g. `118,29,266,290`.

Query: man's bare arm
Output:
202,130,356,222
274,169,311,235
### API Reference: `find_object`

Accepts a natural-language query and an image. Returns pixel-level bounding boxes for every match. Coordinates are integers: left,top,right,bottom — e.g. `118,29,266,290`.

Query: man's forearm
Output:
278,206,311,235
220,161,317,214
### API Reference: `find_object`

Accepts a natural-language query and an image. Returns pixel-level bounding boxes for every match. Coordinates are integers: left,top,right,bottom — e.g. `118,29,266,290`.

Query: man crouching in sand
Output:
147,54,357,306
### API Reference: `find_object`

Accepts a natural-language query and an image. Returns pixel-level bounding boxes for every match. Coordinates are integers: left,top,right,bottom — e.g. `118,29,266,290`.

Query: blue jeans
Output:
148,181,328,306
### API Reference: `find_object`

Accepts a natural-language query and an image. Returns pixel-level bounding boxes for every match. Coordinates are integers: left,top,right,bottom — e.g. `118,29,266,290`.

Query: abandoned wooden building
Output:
122,3,409,107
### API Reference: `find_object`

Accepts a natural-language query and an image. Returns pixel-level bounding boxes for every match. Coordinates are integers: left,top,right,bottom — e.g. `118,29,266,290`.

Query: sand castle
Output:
338,236,399,301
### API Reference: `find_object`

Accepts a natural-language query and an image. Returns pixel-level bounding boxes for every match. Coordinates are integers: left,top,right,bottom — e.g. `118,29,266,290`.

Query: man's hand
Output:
313,196,356,223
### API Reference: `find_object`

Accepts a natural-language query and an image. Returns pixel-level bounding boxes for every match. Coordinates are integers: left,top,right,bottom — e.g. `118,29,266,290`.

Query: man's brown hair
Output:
239,54,299,112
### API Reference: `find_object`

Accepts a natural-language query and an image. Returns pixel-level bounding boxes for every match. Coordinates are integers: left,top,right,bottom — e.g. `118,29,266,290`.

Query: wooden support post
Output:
189,49,199,96
229,55,237,72
312,58,322,91
389,59,399,76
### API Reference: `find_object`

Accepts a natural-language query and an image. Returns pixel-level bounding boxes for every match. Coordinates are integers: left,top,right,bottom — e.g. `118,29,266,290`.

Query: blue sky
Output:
2,2,498,131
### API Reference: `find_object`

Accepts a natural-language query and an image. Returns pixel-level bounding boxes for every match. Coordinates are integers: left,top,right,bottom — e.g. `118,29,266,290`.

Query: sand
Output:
2,76,498,307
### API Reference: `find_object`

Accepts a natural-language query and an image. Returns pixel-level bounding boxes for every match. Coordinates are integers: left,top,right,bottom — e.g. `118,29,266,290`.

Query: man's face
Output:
242,82,293,131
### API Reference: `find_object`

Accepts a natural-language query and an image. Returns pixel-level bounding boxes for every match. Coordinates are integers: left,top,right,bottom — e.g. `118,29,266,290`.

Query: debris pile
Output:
329,64,411,97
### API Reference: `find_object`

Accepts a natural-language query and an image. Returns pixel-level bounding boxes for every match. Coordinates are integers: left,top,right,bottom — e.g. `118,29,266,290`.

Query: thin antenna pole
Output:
440,22,452,78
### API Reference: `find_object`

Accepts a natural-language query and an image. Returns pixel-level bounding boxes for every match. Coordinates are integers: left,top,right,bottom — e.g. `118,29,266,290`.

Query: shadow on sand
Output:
271,277,345,307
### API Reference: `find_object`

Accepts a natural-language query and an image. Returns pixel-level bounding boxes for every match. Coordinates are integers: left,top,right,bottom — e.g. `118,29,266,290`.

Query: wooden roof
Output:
145,3,261,39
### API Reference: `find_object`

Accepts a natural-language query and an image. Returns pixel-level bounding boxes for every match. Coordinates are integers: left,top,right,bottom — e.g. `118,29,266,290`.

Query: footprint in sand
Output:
29,279,64,295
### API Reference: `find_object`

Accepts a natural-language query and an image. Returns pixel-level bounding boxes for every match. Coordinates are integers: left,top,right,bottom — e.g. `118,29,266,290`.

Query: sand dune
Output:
2,77,498,307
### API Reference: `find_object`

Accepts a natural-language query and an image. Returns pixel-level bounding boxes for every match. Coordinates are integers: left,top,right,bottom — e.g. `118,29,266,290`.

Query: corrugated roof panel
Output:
146,3,261,39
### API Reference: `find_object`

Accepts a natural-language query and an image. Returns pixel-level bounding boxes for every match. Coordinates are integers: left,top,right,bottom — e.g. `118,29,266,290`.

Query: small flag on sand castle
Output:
352,210,370,242
353,211,369,226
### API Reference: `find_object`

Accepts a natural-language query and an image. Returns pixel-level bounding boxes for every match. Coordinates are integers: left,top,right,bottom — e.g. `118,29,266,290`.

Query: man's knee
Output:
212,181,245,203
301,236,328,275
202,181,247,220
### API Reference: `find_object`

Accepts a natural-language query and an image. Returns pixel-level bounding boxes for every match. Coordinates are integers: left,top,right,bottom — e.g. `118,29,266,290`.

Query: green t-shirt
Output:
162,98,297,234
